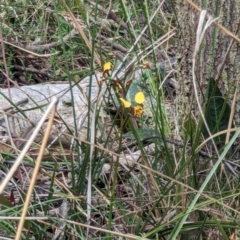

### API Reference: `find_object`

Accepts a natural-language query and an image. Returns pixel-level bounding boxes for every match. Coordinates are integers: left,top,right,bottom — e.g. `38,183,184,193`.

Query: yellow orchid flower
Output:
103,62,111,71
119,91,145,117
133,104,144,118
119,98,131,108
135,91,145,104
102,62,112,76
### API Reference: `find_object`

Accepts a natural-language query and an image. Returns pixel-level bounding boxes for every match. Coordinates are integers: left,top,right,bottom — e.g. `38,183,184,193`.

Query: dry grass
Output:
1,0,240,239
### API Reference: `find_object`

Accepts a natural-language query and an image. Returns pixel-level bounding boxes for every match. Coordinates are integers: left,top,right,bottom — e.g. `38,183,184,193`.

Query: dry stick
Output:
184,0,240,44
15,97,58,240
25,29,79,51
101,36,128,53
61,0,101,66
2,29,78,53
0,39,59,58
87,0,128,30
12,65,54,78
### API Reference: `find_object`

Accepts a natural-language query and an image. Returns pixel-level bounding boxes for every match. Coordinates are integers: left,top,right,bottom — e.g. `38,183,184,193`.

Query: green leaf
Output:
183,114,196,140
126,81,142,105
202,78,232,144
123,128,160,140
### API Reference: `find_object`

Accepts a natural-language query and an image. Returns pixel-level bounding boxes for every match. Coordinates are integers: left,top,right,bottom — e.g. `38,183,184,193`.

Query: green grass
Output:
1,0,240,239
